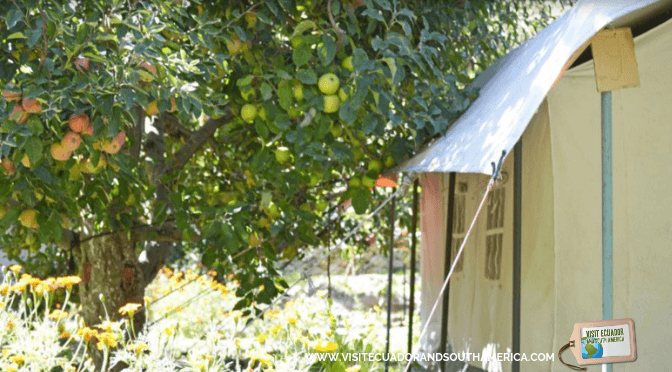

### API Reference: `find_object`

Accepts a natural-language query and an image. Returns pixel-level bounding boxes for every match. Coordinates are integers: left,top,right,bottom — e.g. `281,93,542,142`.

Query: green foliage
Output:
0,0,567,301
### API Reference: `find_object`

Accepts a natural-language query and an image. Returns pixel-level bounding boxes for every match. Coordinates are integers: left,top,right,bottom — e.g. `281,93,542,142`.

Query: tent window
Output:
485,187,505,280
452,190,467,272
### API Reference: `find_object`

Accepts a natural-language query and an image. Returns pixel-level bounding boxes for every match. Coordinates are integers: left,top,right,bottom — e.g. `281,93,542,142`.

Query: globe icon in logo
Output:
582,337,604,359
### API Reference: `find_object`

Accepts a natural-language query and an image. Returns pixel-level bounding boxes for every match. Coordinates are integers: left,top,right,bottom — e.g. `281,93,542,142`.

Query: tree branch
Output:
130,105,145,160
168,108,233,173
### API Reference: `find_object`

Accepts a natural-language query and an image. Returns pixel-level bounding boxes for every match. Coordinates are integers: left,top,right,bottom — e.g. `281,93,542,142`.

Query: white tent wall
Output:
419,164,515,371
547,16,672,371
519,99,555,372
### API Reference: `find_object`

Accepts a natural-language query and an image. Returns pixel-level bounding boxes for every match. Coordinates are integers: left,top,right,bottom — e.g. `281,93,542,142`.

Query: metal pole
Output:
408,179,419,355
512,140,523,372
385,190,397,372
601,91,613,372
439,173,456,372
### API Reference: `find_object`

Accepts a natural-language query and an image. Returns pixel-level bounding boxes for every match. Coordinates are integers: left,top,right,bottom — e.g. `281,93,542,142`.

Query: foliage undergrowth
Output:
1,264,392,372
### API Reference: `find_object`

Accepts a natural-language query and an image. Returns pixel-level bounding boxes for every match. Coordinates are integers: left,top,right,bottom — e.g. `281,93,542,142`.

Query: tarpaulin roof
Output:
398,0,672,175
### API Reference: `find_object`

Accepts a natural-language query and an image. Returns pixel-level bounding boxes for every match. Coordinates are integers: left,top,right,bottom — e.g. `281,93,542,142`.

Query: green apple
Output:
384,155,395,168
19,209,38,229
323,95,340,113
318,73,340,95
349,177,361,188
309,174,320,186
338,87,349,102
368,159,383,173
362,175,376,188
293,84,304,100
342,56,354,72
275,147,291,163
241,104,258,123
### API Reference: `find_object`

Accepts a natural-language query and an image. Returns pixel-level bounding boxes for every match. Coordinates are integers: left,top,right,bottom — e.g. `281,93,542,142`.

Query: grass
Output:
0,264,422,371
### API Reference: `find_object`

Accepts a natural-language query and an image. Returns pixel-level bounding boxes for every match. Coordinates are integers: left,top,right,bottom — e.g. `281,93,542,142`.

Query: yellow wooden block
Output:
591,28,640,92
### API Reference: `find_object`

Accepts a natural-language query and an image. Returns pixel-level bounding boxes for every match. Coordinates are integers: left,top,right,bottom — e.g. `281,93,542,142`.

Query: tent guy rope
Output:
403,151,506,372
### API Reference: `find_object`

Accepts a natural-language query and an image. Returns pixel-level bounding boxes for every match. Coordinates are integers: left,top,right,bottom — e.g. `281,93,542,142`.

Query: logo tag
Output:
568,318,637,365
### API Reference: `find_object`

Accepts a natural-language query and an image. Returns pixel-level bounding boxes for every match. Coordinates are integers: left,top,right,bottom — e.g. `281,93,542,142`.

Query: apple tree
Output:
0,0,565,340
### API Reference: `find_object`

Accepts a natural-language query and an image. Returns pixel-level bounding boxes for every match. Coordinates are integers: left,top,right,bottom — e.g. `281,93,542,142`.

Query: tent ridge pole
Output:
601,91,613,372
385,189,397,372
408,179,419,355
439,173,456,372
513,140,522,372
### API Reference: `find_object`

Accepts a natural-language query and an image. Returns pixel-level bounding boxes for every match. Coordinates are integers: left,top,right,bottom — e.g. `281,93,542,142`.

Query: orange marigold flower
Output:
96,332,118,350
76,327,98,342
0,283,9,295
256,333,268,344
60,331,71,339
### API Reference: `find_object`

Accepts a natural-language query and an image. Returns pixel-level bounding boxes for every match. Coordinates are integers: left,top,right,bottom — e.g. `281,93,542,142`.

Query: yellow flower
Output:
48,309,69,321
96,320,116,333
256,333,268,344
250,351,274,367
0,284,8,295
9,264,22,274
143,296,151,304
309,340,338,352
20,273,41,287
36,278,58,293
270,324,282,335
286,316,297,325
7,365,18,372
55,276,82,289
235,339,241,348
126,342,149,355
164,325,176,337
2,348,9,356
193,360,207,371
118,303,142,316
9,282,27,293
95,332,119,350
60,331,71,339
77,327,98,342
10,355,25,365
7,320,14,330
346,365,361,372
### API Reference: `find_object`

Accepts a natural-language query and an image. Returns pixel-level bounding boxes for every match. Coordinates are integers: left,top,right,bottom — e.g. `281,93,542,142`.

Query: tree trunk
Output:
79,233,145,370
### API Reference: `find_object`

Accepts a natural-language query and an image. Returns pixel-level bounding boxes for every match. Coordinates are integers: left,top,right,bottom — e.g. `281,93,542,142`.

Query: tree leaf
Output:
292,44,312,67
6,10,23,29
352,190,369,214
25,137,42,166
296,69,317,84
318,34,337,66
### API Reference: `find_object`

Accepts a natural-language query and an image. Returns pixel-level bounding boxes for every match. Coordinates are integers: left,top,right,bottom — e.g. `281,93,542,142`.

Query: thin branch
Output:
78,222,190,244
130,105,145,160
168,108,233,173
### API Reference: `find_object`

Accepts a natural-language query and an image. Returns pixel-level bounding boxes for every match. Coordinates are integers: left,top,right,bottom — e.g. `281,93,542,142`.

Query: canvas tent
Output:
398,1,672,371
